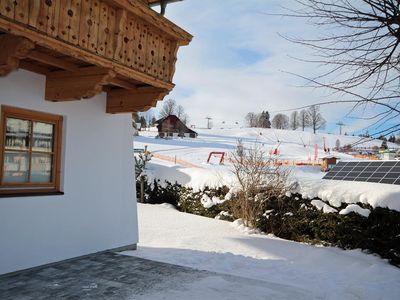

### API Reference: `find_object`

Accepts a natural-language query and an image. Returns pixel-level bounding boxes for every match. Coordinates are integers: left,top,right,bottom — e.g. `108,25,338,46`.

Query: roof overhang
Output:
147,0,183,6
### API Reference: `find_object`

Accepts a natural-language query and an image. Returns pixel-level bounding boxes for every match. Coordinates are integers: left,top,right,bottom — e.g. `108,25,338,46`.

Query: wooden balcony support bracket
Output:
45,67,117,101
0,35,35,76
106,87,169,113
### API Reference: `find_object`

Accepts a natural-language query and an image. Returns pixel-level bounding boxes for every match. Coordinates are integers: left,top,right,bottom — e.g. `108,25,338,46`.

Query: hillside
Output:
137,127,397,166
135,127,400,212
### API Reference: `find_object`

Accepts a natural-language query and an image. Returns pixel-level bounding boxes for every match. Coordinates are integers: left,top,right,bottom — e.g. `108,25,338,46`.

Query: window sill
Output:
0,191,64,198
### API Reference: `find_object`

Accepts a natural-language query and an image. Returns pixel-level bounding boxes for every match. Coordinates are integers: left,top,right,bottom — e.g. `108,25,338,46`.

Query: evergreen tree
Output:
245,111,271,128
261,111,271,128
378,135,387,141
140,116,147,129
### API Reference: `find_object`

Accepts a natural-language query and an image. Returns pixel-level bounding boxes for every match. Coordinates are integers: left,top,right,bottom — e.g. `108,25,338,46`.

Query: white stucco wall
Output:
0,70,138,275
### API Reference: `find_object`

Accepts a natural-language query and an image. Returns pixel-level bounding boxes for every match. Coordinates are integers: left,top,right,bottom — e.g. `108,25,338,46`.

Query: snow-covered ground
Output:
123,204,400,299
138,127,395,165
136,128,400,212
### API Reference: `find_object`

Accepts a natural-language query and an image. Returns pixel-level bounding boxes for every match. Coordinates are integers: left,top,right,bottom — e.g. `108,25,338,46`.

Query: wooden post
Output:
140,176,144,203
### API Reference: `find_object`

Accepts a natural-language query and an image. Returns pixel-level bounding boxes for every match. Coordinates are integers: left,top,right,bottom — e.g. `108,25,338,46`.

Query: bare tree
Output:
159,99,177,118
245,111,272,128
306,105,326,134
289,111,299,130
272,113,289,129
176,105,185,119
335,139,341,150
278,0,400,140
298,109,310,131
181,113,189,125
144,109,154,129
176,104,190,125
245,112,258,127
231,144,291,227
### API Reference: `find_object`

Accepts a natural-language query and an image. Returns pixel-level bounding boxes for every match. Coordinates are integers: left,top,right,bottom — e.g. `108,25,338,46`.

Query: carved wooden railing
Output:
0,0,192,112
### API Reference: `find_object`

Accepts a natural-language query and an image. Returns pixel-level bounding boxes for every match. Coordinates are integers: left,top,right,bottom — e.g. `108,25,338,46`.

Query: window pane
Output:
2,152,29,183
30,153,53,183
5,118,30,151
32,122,54,152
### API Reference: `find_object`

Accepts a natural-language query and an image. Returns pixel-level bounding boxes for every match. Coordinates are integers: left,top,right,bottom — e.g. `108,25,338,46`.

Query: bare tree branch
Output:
274,0,400,137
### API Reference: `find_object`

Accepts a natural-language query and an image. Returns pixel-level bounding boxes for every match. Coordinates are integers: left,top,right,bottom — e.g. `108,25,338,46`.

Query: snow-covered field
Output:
123,204,400,299
135,128,400,211
138,127,394,165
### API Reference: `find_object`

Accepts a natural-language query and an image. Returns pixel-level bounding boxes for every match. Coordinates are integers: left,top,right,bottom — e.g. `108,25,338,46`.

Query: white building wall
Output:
0,70,138,275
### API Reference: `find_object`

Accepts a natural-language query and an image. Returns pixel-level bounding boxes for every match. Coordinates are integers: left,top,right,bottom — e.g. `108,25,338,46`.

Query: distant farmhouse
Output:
156,115,198,138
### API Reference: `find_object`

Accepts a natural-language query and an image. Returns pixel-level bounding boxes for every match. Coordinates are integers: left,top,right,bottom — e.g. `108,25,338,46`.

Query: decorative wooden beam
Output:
28,50,136,90
28,51,78,72
109,78,138,90
0,34,35,76
19,61,50,75
106,87,169,113
45,67,116,101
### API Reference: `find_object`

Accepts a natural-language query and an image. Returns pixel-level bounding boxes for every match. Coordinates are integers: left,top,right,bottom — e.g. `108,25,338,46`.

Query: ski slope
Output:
137,127,395,166
135,127,400,211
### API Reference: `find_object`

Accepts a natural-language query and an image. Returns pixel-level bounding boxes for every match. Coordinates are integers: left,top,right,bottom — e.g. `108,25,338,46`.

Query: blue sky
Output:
150,0,383,135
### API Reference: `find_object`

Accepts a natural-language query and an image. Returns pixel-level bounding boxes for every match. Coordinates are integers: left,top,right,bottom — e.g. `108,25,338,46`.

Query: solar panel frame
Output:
384,172,400,179
322,160,400,185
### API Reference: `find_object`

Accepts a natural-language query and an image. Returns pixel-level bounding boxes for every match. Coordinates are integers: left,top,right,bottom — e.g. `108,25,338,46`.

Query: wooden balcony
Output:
0,0,192,113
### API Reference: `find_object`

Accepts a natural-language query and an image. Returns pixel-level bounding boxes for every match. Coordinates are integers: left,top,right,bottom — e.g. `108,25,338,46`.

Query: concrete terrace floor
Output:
0,251,310,300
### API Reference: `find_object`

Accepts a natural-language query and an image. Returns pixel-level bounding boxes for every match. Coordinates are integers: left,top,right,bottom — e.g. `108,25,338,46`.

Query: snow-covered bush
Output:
134,150,152,179
135,149,153,203
140,179,233,219
139,179,181,206
256,193,400,266
178,185,233,219
230,144,294,227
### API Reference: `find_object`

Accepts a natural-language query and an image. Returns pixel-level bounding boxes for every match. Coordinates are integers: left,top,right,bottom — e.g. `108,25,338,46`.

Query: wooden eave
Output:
0,0,192,113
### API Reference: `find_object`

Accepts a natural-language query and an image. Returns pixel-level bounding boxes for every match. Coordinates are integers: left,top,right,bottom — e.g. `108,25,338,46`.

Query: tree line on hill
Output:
245,105,326,133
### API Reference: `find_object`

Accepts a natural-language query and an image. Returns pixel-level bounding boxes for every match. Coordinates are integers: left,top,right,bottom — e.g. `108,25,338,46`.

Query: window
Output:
0,106,63,195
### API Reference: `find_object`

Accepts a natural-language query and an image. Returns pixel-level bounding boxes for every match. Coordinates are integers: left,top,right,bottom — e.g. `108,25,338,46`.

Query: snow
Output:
310,199,338,213
137,127,397,166
122,204,400,299
231,219,263,235
339,204,371,217
136,128,400,212
144,157,234,191
299,179,400,212
215,211,232,220
200,194,225,208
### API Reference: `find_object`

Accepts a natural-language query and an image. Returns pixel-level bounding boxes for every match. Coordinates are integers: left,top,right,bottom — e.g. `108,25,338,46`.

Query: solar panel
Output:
322,160,400,185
